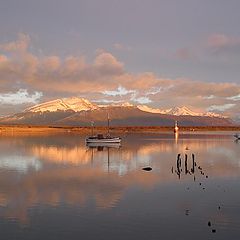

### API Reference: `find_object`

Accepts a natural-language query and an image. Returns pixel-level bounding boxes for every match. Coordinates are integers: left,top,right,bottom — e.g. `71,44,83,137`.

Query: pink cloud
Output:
0,33,30,53
0,33,239,119
207,33,240,49
175,48,193,60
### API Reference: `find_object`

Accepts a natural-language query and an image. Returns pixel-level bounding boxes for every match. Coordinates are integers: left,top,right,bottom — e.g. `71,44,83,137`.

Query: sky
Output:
0,0,239,120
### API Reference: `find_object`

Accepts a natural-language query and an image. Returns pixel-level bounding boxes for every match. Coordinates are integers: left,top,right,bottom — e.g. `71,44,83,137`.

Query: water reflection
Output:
0,132,239,239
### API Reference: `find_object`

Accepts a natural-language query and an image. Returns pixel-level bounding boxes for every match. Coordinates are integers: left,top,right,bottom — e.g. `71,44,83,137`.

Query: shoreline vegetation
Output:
0,125,239,135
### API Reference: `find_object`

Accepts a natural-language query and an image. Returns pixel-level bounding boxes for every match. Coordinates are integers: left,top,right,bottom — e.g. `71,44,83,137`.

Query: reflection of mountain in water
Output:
0,133,239,223
25,134,233,174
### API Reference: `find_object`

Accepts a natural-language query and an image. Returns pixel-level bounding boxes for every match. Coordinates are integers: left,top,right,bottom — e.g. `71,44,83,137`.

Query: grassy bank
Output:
0,125,239,135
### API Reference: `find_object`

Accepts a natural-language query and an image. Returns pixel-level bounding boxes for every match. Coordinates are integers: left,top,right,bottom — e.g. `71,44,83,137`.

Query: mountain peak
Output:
25,97,98,113
163,106,199,116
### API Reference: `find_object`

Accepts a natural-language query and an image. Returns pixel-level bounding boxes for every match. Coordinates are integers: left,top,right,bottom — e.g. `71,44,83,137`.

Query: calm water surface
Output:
0,132,239,240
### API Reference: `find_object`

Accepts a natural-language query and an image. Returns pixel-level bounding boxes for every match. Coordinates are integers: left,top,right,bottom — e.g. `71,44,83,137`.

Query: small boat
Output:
86,114,121,145
234,133,240,140
86,134,121,144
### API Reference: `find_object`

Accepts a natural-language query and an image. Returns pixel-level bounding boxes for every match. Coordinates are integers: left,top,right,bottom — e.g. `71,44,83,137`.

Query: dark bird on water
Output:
142,167,152,171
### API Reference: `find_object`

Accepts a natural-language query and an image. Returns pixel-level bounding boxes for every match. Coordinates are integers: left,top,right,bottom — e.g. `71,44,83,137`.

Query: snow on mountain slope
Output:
162,106,202,116
137,105,164,114
25,97,98,113
23,97,225,118
137,105,225,118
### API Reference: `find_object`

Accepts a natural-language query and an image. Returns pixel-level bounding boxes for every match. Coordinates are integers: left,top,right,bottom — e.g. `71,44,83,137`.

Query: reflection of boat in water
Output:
234,133,240,140
85,114,121,145
86,141,121,148
87,142,119,172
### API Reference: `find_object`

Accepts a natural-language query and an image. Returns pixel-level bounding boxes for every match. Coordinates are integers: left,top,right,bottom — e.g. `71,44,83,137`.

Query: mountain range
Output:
0,97,233,126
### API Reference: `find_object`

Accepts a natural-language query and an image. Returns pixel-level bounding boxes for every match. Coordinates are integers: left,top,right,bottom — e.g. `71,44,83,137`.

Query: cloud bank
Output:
0,34,239,120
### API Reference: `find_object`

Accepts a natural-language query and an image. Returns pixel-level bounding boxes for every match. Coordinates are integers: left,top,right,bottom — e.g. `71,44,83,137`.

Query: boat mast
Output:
91,121,94,136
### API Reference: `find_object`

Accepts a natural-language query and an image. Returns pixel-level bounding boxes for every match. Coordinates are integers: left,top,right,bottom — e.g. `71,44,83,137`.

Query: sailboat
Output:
86,114,121,145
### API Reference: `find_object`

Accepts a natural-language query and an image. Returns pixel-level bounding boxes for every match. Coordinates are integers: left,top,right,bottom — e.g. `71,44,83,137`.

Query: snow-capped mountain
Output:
22,97,224,118
137,105,224,118
0,97,232,126
25,97,98,113
162,106,201,116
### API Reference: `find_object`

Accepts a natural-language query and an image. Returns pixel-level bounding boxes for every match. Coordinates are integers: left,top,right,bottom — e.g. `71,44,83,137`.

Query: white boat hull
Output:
86,138,121,144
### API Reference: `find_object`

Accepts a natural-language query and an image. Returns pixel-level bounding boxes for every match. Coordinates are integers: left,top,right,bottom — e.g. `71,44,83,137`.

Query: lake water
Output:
0,132,239,240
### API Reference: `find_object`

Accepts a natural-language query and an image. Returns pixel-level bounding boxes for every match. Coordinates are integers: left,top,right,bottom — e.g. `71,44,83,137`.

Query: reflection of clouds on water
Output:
0,133,239,224
0,155,42,173
29,144,154,175
11,135,239,177
0,167,160,223
31,145,91,165
208,147,236,159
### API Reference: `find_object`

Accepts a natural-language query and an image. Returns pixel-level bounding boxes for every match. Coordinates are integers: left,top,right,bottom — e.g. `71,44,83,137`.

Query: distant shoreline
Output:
0,125,239,135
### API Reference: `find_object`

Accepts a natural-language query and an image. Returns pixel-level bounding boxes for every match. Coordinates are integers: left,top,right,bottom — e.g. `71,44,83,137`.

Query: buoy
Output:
174,121,179,133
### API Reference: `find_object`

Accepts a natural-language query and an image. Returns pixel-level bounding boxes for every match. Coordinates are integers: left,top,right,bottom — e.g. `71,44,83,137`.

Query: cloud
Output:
227,94,240,101
174,48,193,60
130,93,152,104
133,97,152,104
92,99,124,104
203,95,216,100
0,89,42,105
0,33,239,119
113,43,132,51
102,85,136,96
207,34,240,49
93,51,124,75
113,43,124,50
0,33,30,53
145,87,163,95
206,34,240,58
207,104,236,112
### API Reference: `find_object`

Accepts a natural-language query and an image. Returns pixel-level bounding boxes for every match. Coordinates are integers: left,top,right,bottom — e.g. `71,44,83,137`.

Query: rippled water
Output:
0,132,239,239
